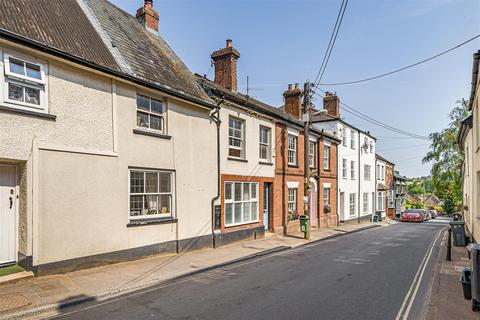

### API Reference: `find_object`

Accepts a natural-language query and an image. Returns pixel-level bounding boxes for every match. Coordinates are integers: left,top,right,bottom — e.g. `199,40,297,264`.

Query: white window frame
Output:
363,192,369,214
128,169,174,220
377,191,386,211
2,52,48,113
388,190,395,208
136,94,168,134
350,129,355,149
323,145,330,170
342,126,347,146
350,160,355,180
364,164,371,180
323,187,330,206
349,193,356,216
228,117,245,159
342,159,347,179
259,126,271,162
224,182,259,227
288,188,297,213
309,141,315,168
288,134,297,166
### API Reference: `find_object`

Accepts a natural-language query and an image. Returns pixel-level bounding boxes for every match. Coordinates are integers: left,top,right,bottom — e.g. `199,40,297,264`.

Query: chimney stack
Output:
136,0,159,35
283,83,303,119
211,39,241,91
323,91,340,118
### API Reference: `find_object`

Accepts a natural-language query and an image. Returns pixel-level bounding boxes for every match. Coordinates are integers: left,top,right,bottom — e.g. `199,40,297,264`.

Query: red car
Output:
401,209,423,222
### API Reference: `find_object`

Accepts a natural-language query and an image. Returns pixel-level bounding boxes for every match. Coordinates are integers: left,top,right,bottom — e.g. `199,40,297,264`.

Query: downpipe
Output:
209,97,223,248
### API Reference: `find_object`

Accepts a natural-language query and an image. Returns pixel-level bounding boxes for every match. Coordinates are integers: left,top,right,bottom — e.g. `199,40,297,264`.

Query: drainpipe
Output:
209,97,223,248
358,131,361,224
336,136,340,226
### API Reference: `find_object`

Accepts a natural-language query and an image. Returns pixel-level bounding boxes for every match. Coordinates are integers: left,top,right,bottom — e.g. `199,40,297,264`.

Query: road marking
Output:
394,228,444,320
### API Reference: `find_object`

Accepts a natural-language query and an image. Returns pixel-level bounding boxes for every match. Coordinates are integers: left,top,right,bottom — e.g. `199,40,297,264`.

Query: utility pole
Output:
303,82,312,240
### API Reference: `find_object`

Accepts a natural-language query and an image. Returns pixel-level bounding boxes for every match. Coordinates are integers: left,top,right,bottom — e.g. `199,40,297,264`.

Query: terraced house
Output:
198,40,340,236
0,0,218,274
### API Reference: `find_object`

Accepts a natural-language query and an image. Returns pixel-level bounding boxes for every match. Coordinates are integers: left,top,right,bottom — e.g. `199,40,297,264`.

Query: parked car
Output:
401,209,423,223
427,210,437,219
425,210,432,220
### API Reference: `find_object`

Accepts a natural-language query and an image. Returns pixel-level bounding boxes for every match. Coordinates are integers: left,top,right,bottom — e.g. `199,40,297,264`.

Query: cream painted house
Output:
0,0,218,274
460,50,480,242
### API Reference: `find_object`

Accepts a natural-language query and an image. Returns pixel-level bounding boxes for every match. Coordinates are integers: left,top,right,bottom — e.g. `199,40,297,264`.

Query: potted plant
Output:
324,204,331,214
287,210,299,222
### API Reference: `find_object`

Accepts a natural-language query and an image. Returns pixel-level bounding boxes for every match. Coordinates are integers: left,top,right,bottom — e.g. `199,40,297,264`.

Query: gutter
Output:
0,28,217,110
468,51,480,111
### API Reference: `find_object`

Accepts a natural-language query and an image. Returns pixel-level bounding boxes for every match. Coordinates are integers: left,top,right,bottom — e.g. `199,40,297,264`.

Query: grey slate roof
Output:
196,74,340,142
0,0,212,106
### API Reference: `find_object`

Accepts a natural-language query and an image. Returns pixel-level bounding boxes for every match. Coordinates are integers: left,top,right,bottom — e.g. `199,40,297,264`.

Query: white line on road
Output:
394,228,444,320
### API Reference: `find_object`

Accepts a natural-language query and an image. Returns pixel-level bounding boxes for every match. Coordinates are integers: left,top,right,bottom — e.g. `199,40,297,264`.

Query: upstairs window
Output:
323,145,330,170
3,54,47,112
309,141,315,168
364,165,371,180
137,94,167,133
351,160,355,180
288,134,297,166
342,159,347,178
342,126,347,146
350,129,355,149
229,117,245,158
259,126,271,162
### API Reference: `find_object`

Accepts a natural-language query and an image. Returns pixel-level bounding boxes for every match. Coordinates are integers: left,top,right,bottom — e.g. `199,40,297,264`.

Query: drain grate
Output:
0,293,31,312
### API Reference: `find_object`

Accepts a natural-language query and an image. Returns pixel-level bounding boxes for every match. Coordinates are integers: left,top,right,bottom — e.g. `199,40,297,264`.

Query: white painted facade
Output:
312,120,376,222
375,158,387,219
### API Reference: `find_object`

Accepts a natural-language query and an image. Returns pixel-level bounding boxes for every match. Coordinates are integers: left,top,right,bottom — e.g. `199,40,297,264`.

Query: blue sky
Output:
111,0,480,178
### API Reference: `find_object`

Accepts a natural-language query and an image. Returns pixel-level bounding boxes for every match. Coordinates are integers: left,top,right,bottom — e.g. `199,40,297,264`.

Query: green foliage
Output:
423,100,469,207
405,176,433,196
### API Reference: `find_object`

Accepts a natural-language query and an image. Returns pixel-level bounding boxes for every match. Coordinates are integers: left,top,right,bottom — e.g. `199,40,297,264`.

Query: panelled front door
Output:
0,165,17,266
263,183,271,231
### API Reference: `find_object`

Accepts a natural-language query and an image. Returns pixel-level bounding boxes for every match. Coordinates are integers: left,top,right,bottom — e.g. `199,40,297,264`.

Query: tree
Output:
422,100,469,208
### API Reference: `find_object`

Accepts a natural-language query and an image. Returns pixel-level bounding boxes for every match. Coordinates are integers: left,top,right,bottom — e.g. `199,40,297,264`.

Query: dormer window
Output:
2,53,47,112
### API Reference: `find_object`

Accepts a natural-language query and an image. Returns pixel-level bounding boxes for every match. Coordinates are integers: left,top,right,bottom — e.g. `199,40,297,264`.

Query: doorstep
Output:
0,271,34,285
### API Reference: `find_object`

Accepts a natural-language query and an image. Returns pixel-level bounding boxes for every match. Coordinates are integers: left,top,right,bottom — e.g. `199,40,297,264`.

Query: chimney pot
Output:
226,39,233,48
145,0,153,10
294,83,299,89
288,84,293,90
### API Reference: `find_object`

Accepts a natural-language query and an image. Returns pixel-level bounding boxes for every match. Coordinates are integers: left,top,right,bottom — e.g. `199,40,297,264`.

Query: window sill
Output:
225,220,260,228
0,104,56,120
259,161,274,166
324,168,331,172
133,129,171,140
288,164,299,168
228,157,248,163
127,217,178,227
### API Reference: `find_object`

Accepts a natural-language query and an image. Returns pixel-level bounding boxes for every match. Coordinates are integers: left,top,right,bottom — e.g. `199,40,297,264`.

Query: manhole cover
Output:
0,293,31,312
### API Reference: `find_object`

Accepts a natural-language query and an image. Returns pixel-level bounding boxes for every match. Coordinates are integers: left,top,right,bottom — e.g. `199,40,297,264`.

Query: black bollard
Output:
446,227,452,261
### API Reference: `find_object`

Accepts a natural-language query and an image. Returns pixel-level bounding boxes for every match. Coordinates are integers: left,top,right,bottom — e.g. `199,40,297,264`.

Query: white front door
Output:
0,165,17,266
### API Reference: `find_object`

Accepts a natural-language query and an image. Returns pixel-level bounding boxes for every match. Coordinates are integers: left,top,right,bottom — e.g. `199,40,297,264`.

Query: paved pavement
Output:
0,222,381,320
44,220,446,320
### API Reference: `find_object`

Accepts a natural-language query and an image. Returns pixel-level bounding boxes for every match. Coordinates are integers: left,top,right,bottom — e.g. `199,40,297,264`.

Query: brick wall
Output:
220,174,274,232
318,140,339,227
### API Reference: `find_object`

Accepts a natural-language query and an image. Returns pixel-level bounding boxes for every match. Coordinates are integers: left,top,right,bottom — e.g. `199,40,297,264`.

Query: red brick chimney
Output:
283,83,303,119
323,91,340,118
136,0,159,34
211,39,241,91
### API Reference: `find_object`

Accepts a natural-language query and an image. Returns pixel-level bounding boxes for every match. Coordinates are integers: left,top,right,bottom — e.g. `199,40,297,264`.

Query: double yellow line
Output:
395,227,445,320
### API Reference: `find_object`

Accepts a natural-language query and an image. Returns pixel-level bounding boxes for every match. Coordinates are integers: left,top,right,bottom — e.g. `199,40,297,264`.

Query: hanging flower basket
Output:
324,205,331,214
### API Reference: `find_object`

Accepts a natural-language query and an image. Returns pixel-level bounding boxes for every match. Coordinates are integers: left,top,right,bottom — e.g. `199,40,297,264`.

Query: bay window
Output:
224,182,259,226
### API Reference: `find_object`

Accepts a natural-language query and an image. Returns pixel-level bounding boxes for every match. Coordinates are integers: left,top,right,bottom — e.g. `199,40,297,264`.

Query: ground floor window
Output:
377,191,386,211
388,190,395,208
224,182,259,226
288,188,297,213
363,192,368,214
129,169,173,219
349,193,356,216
